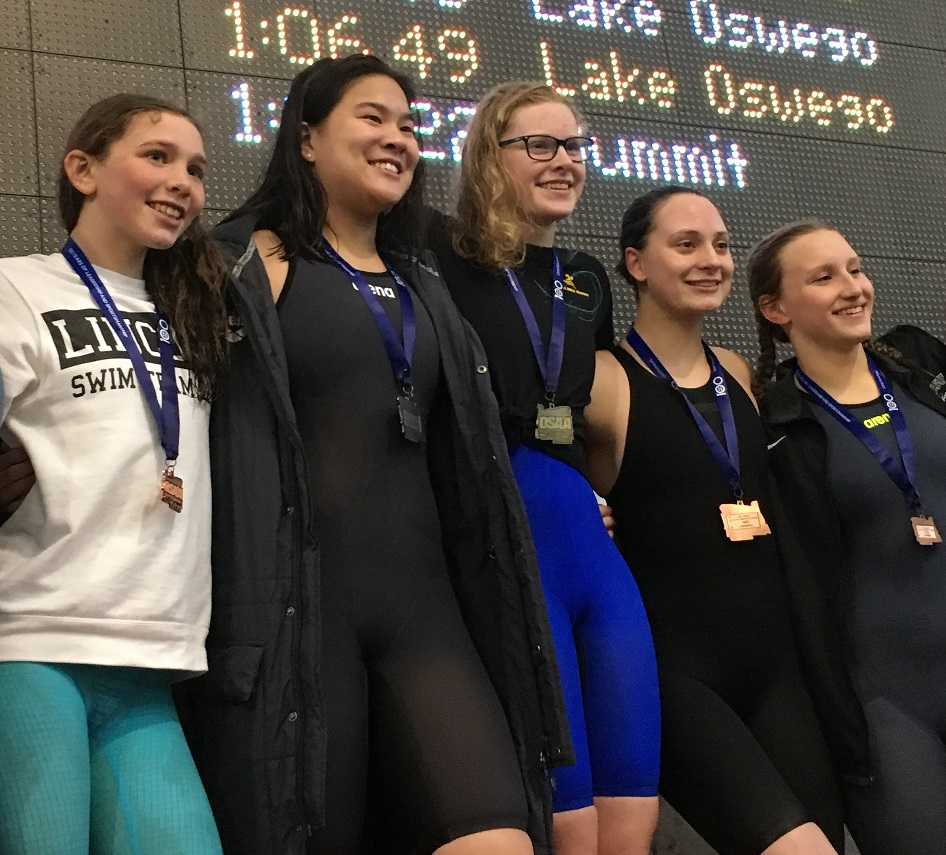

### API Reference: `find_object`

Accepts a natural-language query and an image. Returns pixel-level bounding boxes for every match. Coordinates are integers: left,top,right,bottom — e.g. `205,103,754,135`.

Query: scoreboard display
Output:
1,0,945,352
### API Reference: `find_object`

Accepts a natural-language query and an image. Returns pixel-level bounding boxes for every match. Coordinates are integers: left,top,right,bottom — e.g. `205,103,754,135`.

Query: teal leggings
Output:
0,662,222,855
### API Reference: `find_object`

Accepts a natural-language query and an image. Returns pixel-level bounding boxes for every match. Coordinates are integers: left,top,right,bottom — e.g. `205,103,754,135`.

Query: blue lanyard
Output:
796,358,923,515
626,329,743,499
504,252,566,402
62,239,180,464
322,244,416,391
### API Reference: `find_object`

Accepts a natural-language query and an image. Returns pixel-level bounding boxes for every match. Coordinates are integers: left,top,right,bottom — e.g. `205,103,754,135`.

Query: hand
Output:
598,500,615,539
0,445,36,514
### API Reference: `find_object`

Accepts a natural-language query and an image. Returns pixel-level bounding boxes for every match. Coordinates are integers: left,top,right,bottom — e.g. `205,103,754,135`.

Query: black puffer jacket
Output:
177,214,571,855
760,328,946,789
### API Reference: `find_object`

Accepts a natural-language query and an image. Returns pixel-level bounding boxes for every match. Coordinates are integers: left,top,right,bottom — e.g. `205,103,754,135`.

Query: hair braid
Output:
752,320,778,399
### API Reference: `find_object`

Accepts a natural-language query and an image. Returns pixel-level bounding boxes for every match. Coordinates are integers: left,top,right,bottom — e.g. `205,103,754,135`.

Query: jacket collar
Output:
762,348,916,428
213,212,426,270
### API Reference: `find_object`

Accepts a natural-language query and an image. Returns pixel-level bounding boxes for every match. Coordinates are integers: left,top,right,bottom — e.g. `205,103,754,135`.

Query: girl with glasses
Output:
428,81,660,855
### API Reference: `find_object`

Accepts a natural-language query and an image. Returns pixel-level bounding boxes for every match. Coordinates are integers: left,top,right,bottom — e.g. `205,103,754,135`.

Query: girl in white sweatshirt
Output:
0,93,226,854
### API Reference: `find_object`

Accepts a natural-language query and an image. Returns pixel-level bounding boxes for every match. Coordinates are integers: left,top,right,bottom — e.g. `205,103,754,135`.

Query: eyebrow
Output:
806,256,861,275
354,101,415,123
668,229,729,240
137,139,208,167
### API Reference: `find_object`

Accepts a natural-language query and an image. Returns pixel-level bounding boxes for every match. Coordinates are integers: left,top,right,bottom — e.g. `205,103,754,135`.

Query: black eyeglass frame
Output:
498,134,595,162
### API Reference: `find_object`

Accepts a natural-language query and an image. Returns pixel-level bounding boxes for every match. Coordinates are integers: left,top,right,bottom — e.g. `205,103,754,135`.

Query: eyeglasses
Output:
498,134,594,163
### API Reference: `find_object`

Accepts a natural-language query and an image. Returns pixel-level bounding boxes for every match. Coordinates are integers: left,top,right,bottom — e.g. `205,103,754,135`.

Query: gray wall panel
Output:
39,195,65,253
0,0,30,49
30,0,183,65
0,194,40,255
0,49,37,195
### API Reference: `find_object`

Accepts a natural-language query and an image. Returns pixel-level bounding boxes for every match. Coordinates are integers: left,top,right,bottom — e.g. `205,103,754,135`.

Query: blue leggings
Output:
511,446,661,812
0,662,222,855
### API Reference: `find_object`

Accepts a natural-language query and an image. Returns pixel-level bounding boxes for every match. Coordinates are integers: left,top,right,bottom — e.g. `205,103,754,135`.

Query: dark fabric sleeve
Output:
584,252,614,349
765,434,873,785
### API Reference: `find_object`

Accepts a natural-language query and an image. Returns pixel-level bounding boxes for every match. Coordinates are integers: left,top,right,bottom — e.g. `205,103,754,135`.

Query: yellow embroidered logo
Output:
863,412,891,430
563,273,590,297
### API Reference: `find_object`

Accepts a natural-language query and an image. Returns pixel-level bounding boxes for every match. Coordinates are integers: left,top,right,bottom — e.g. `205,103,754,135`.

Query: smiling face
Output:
304,73,420,222
764,229,874,349
498,101,586,238
76,110,207,254
626,193,733,317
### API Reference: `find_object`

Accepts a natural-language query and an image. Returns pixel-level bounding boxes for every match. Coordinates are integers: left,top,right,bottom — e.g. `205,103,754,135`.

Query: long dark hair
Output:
227,54,426,260
59,93,227,401
616,185,709,297
746,219,835,397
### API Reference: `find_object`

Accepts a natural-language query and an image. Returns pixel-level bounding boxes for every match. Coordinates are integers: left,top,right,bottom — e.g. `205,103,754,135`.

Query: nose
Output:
381,120,410,152
695,243,722,270
167,165,192,197
839,270,864,297
548,143,575,168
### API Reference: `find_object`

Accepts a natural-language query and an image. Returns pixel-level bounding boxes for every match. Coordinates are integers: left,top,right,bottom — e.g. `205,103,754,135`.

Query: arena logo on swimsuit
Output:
352,281,397,300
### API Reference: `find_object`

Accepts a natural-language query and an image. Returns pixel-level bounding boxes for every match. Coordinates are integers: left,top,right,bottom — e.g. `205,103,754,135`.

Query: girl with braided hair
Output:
751,221,946,855
585,187,844,855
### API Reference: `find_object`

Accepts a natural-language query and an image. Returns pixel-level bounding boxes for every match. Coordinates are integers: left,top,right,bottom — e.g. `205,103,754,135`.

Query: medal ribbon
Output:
322,244,416,390
504,252,566,402
62,238,180,464
796,357,923,515
626,329,743,498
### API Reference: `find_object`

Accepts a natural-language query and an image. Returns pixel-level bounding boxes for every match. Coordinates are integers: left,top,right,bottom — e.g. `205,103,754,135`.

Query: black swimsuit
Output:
278,256,526,853
607,348,844,855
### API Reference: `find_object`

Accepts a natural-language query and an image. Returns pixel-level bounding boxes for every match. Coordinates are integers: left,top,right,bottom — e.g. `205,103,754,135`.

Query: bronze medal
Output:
719,500,771,542
160,464,184,513
535,404,574,445
911,515,942,546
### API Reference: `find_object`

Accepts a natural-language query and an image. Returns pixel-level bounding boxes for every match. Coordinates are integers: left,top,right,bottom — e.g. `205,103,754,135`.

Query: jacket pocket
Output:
201,644,265,703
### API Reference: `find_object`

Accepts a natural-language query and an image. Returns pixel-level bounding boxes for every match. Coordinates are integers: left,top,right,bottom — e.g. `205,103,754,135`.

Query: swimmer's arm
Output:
585,350,629,498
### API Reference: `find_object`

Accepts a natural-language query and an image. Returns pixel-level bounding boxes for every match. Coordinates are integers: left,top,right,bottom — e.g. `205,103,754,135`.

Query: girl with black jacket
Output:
175,55,570,855
586,187,844,855
751,220,946,855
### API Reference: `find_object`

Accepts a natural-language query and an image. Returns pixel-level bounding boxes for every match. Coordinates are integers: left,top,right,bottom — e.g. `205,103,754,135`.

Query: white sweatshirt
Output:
0,253,211,674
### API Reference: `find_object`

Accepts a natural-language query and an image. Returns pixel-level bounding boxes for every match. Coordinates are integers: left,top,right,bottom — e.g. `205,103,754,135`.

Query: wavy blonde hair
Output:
453,82,580,270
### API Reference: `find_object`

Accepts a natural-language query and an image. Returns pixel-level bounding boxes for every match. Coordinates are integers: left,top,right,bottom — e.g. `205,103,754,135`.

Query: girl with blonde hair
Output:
428,81,661,855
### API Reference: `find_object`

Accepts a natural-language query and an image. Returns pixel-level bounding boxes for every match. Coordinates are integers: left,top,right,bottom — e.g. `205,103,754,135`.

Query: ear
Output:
624,246,646,286
758,293,790,328
63,149,98,198
299,122,315,163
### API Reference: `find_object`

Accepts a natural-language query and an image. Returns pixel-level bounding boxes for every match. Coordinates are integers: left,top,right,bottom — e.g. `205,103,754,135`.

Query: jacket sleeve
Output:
765,437,873,785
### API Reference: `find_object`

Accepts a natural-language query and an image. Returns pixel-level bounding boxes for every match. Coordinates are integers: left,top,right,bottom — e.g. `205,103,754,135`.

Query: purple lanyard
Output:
62,239,179,463
504,252,566,402
626,329,743,499
796,358,923,514
322,244,416,391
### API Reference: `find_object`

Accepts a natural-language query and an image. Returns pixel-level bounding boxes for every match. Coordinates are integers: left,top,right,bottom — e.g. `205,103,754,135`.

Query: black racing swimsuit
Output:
278,256,525,854
607,347,844,855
